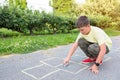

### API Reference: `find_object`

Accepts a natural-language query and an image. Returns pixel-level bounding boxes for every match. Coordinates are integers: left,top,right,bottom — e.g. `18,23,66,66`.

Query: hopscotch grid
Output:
42,57,65,62
55,64,63,67
21,56,111,80
55,60,89,74
21,63,59,80
40,61,59,68
58,69,75,74
40,61,75,76
21,64,44,80
38,70,60,80
75,66,89,74
58,66,89,74
41,57,89,74
41,57,56,62
22,70,38,80
41,57,65,67
41,57,99,75
23,64,44,71
66,61,89,74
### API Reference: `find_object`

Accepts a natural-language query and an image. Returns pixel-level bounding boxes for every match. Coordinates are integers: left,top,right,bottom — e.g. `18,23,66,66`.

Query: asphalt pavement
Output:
0,36,120,80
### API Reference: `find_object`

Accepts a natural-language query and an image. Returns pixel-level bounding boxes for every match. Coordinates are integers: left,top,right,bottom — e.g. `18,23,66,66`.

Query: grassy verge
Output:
0,33,78,56
104,28,120,36
0,28,120,56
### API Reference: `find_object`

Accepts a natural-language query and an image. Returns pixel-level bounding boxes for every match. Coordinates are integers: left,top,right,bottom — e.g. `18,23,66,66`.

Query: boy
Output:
64,16,112,74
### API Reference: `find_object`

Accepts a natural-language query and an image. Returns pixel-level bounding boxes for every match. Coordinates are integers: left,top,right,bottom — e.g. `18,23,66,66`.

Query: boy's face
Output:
78,25,91,35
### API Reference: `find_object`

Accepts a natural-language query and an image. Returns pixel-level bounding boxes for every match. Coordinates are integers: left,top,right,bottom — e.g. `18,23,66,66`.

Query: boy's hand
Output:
89,64,99,74
63,57,70,64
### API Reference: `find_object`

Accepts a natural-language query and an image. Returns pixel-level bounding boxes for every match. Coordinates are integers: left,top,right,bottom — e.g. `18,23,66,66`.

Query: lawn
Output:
0,28,120,56
0,33,78,55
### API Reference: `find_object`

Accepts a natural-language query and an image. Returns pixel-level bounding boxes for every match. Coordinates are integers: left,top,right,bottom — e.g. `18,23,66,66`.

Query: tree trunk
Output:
30,28,34,35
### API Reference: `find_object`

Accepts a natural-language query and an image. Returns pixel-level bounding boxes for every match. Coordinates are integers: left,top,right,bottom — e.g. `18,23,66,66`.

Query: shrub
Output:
0,28,21,37
0,6,76,35
88,15,112,28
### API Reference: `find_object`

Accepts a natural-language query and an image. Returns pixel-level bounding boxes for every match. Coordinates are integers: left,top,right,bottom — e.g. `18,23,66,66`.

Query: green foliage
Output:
39,13,76,33
74,0,120,29
24,10,42,35
110,3,120,30
76,0,119,16
0,6,28,33
9,0,27,9
1,0,120,35
0,28,21,37
0,5,76,35
88,15,112,28
50,0,76,16
104,28,120,36
0,28,120,55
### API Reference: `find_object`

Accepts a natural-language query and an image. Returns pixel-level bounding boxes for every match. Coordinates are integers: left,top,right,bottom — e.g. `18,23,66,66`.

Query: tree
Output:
74,0,120,29
50,0,76,16
75,0,120,16
8,0,27,9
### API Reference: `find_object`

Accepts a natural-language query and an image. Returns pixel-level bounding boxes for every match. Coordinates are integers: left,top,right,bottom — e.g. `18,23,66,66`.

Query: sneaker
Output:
82,58,96,64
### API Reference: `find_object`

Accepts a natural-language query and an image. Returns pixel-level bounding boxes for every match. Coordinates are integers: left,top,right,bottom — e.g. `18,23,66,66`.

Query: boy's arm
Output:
64,42,78,64
96,43,106,63
90,43,106,74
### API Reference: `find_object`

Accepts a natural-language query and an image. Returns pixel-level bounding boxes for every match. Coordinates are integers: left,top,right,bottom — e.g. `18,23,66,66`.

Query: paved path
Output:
0,36,120,80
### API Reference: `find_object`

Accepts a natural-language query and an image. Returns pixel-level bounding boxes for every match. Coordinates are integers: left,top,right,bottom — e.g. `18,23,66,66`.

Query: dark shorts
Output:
78,38,109,58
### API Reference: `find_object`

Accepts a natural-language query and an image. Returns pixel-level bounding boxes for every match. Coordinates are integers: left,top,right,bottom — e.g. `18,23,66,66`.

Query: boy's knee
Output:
88,44,100,53
78,38,87,45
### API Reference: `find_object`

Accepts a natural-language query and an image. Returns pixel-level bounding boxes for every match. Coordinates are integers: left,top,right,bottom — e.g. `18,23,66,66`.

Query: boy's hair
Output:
75,16,90,28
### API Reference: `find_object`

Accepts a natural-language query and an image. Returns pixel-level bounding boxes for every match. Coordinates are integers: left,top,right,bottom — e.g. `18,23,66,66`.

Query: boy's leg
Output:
78,38,94,58
88,43,109,58
78,38,109,64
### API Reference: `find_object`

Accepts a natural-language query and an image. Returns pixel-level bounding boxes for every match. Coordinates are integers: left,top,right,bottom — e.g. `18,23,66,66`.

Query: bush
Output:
0,6,28,33
35,12,76,34
0,28,22,37
88,15,112,28
0,6,76,35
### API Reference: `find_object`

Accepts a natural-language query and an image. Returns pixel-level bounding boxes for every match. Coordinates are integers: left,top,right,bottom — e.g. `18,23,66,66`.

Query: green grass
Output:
0,33,78,56
104,28,120,36
0,28,120,56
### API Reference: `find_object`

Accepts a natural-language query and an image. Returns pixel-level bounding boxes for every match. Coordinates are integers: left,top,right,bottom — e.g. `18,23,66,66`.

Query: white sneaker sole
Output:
81,62,91,64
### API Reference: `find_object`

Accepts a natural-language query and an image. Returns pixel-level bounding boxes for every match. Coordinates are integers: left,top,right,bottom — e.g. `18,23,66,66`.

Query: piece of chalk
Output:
63,63,69,67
